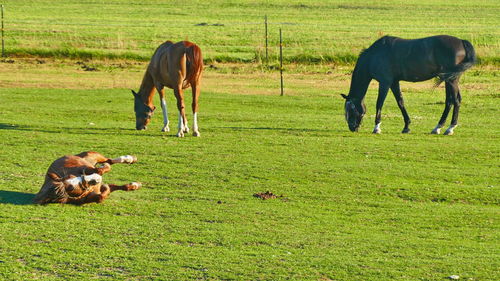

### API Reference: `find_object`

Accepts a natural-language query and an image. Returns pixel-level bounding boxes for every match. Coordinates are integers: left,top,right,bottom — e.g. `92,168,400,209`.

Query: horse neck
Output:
348,58,372,102
138,71,155,105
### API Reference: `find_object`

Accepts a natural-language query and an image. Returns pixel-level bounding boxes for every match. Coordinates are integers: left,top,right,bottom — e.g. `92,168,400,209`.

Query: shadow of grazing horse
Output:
132,41,203,137
341,35,476,135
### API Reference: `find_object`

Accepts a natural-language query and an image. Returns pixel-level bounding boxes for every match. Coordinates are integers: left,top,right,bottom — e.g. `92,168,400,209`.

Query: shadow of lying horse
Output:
0,190,35,205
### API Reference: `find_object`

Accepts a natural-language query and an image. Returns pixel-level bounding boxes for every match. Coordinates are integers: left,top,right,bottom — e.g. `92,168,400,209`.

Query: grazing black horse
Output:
341,35,476,135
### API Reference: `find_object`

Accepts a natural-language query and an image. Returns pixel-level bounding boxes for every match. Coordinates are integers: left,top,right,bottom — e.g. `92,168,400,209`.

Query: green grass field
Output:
1,0,499,280
2,0,499,64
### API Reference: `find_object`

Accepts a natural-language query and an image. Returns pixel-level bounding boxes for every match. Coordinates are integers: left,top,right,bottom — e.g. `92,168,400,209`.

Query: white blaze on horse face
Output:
65,176,82,187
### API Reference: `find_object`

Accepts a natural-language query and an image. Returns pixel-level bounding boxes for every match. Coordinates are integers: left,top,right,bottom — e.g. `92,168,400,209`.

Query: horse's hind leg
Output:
373,82,391,134
108,182,141,192
444,80,461,135
391,81,411,133
432,82,454,134
191,81,201,137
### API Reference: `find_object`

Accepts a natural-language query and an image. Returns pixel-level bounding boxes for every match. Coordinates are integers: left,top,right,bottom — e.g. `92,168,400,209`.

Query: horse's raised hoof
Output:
127,155,138,164
127,182,141,190
183,127,190,134
402,128,410,134
193,131,201,137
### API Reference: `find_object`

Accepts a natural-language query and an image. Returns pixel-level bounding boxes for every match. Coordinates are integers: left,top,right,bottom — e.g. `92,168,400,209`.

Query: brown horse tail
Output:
183,41,203,88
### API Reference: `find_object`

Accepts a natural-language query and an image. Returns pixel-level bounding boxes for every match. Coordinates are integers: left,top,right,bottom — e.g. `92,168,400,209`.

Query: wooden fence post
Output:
279,28,283,96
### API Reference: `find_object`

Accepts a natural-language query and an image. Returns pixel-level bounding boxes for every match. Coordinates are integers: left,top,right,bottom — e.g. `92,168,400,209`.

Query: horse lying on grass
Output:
132,40,203,137
34,151,141,205
342,35,476,135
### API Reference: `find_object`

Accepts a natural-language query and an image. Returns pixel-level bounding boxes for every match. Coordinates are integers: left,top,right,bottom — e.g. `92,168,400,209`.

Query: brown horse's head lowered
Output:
131,40,203,137
132,90,155,130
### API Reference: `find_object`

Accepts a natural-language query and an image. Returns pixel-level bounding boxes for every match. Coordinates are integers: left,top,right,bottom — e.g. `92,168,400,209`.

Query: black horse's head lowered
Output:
341,94,366,132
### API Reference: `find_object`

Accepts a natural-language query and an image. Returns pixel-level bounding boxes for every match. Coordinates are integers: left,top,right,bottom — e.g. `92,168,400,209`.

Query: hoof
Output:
176,131,185,138
128,155,138,164
372,128,381,134
183,127,190,133
121,155,137,164
402,128,410,134
444,129,454,136
128,182,141,190
161,126,170,132
193,131,201,137
431,128,441,135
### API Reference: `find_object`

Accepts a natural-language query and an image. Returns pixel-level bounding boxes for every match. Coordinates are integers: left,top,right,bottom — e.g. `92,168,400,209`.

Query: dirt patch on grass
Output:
253,191,283,200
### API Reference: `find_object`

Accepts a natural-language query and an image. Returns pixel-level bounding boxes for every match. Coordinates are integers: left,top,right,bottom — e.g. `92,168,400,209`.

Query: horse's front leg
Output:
174,86,188,137
158,87,170,132
391,81,411,133
373,82,390,134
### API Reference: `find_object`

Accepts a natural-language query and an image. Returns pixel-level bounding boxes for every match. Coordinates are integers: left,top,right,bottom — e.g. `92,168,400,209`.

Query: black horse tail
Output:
436,40,477,85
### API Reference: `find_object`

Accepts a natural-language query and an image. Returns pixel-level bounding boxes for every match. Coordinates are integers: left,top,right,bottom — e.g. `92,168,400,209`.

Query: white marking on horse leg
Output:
444,124,457,136
184,118,190,133
373,123,382,134
129,182,142,189
431,124,442,134
160,98,169,132
193,112,200,137
111,155,137,164
176,112,184,137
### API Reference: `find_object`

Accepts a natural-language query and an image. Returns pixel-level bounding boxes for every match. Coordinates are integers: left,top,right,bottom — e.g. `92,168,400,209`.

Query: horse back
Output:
379,35,467,82
148,41,203,89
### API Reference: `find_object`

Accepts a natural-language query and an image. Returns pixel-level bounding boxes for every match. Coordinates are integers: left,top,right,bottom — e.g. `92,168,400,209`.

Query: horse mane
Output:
182,41,203,88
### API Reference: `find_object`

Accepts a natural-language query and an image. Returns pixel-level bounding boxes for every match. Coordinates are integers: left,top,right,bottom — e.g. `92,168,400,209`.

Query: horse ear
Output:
341,94,349,100
48,172,62,181
152,105,157,112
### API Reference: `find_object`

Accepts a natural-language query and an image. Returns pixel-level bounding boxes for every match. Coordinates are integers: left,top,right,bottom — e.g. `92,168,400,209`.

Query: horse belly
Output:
398,58,439,82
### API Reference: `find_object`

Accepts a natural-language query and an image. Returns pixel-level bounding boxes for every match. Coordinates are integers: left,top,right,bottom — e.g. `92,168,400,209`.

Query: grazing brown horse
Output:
34,151,141,205
132,40,203,137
